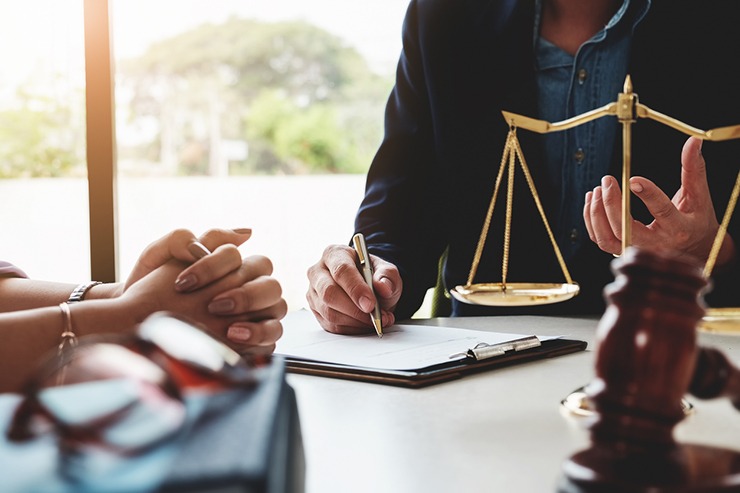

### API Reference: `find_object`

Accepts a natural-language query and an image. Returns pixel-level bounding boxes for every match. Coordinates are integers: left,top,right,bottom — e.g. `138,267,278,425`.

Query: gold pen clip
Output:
352,233,368,265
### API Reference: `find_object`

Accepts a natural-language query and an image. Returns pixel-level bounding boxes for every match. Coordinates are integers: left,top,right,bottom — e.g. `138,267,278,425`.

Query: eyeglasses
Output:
7,311,267,454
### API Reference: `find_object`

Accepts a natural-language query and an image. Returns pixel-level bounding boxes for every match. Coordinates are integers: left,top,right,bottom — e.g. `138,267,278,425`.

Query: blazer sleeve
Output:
354,0,450,320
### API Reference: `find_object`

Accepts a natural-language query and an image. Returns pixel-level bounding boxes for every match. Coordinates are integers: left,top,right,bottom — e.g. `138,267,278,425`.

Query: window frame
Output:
83,0,118,282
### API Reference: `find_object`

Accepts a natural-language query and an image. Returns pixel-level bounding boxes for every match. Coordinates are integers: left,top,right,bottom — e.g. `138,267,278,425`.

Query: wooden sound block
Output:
558,443,740,492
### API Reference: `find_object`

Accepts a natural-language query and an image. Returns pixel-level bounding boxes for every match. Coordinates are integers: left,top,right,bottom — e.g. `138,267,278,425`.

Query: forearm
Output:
0,278,122,313
0,297,141,393
0,278,77,312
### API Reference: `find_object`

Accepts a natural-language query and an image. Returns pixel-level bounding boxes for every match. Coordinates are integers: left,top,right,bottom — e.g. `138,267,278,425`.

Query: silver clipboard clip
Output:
450,336,541,361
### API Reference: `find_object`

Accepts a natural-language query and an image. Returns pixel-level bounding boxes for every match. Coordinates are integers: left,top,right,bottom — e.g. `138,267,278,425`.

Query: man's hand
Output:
306,244,402,334
584,137,735,268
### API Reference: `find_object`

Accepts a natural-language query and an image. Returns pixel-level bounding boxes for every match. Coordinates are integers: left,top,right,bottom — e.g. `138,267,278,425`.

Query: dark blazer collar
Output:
470,0,533,46
472,0,520,31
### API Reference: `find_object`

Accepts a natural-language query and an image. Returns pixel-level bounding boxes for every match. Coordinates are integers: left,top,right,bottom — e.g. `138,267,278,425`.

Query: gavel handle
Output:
690,347,740,411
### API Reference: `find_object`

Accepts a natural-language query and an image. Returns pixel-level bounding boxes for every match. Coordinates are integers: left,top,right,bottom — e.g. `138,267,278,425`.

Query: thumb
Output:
126,229,203,289
680,137,710,200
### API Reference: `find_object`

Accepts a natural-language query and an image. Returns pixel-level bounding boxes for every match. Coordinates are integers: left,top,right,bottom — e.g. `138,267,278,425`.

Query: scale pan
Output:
699,308,740,334
451,282,580,306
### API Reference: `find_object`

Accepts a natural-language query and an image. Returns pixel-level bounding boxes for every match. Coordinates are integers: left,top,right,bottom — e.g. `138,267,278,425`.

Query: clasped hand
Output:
119,228,286,354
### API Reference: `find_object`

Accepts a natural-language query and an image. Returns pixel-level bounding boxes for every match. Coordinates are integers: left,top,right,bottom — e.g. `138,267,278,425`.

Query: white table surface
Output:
286,315,740,493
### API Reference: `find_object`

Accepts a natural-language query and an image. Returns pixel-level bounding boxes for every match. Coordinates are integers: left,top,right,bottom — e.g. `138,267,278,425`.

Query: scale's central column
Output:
616,76,637,254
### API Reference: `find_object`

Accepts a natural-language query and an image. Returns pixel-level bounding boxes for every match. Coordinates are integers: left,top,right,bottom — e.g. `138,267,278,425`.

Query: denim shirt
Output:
534,0,650,260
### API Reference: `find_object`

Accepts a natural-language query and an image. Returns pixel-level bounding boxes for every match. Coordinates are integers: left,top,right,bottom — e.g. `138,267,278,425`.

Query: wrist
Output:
67,281,103,303
83,282,124,301
67,296,147,338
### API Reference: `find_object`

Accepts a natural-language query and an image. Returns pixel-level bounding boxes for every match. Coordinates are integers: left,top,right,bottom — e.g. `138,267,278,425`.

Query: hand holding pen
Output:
305,236,403,336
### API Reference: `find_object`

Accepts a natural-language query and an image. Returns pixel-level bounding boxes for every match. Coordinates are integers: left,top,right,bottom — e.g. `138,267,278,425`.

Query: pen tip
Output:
372,318,383,338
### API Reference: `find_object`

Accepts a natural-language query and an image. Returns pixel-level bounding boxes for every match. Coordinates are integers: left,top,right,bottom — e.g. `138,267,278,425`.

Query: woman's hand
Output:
120,252,286,355
124,227,253,293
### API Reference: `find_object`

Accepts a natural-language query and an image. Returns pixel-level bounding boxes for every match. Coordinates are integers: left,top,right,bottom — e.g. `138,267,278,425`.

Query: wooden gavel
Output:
559,247,740,492
691,346,740,412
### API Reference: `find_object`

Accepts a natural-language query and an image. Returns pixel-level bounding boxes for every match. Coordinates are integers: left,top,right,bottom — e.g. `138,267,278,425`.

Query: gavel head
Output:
585,247,707,452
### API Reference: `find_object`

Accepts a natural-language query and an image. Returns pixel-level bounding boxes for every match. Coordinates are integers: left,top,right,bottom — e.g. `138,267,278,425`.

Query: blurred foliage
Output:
118,17,392,176
0,17,392,178
245,90,363,173
0,90,82,178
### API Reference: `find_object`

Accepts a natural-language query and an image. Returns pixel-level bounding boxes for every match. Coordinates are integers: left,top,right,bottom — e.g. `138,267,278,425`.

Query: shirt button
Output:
574,148,585,163
570,229,579,243
577,68,588,84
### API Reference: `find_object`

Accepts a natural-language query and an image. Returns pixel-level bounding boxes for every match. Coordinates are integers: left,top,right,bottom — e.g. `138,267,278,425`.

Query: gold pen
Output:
352,233,383,338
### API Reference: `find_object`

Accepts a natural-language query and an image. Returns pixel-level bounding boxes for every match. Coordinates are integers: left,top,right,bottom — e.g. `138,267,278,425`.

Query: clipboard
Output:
277,311,587,388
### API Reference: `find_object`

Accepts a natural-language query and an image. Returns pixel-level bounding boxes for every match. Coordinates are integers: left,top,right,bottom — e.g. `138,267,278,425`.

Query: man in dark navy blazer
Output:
307,0,740,334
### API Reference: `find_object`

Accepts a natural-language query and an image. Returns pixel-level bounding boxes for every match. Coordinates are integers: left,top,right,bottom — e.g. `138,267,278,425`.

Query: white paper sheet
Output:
276,310,557,371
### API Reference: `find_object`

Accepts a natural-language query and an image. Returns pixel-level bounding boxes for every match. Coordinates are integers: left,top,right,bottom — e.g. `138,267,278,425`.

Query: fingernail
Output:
188,242,211,260
227,324,252,342
233,228,252,236
630,182,644,193
359,296,374,313
209,298,236,314
175,274,198,292
601,176,610,188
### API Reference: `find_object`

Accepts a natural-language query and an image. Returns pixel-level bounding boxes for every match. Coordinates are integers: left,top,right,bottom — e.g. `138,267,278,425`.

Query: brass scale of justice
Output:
451,75,740,332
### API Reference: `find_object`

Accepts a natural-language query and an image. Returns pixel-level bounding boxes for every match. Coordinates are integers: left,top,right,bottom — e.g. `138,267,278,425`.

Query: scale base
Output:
560,386,694,419
558,444,740,493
